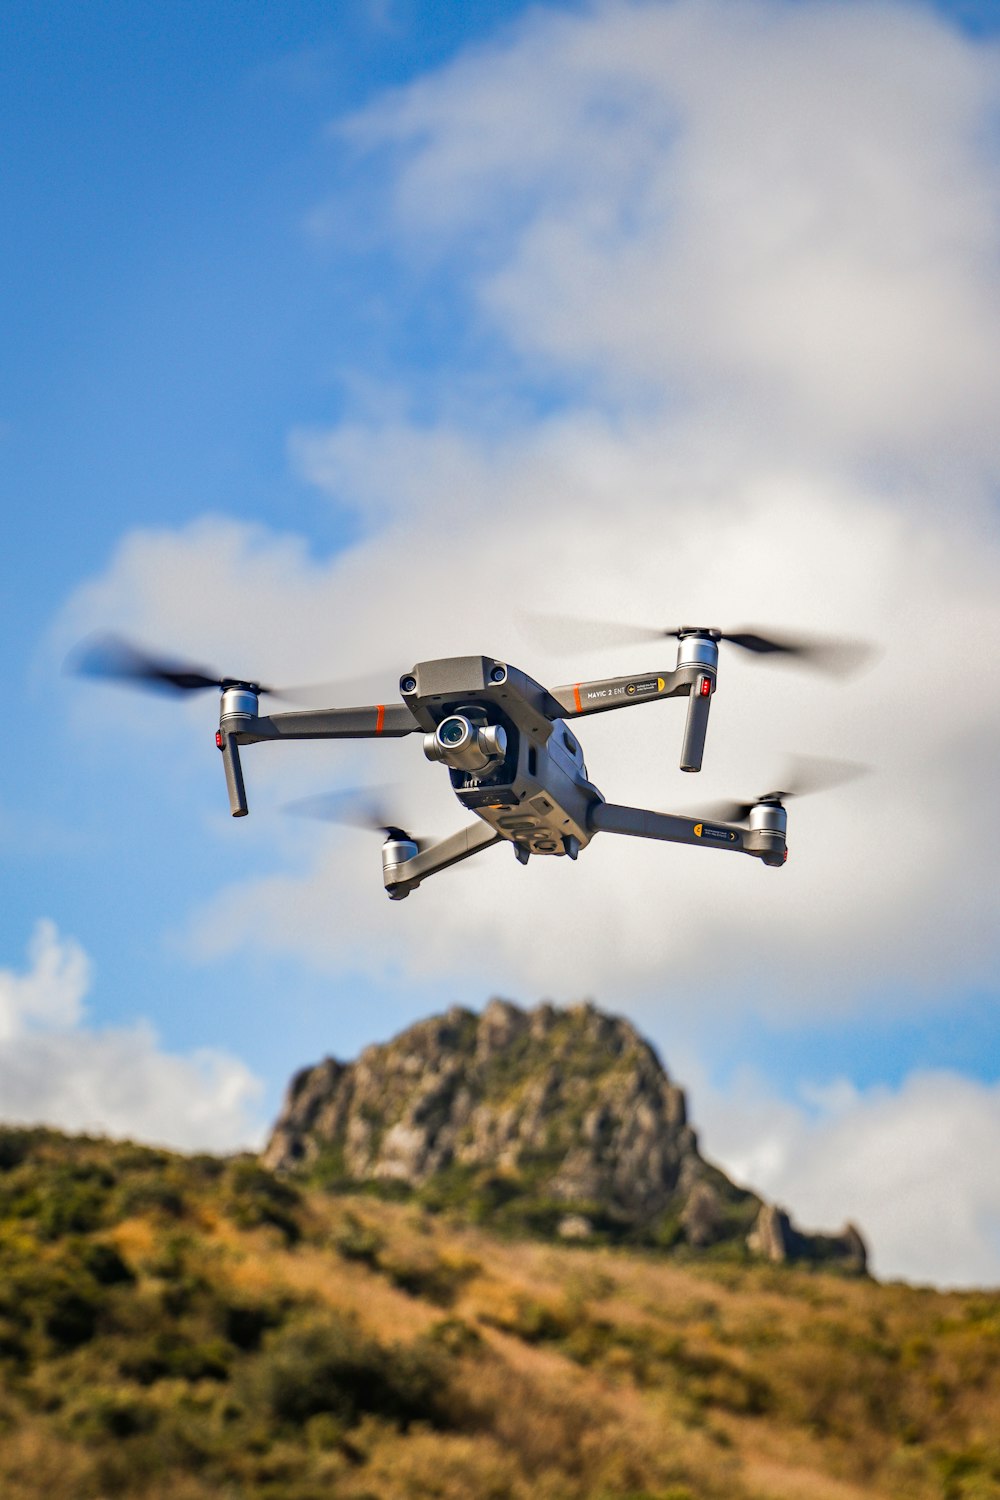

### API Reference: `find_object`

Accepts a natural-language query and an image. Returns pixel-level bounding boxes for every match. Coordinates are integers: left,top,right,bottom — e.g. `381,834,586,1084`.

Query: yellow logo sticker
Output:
694,823,702,837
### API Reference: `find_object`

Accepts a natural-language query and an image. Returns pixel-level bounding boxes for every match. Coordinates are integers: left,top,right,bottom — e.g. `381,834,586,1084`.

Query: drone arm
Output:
214,701,419,818
383,821,504,900
589,801,784,866
551,664,716,773
590,801,738,848
236,703,420,743
549,668,692,719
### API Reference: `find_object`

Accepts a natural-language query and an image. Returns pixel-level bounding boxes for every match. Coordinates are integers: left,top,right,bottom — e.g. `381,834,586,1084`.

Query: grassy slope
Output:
0,1128,998,1500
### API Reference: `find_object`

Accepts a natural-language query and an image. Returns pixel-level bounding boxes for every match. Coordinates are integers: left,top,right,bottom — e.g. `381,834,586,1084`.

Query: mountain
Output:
264,998,866,1271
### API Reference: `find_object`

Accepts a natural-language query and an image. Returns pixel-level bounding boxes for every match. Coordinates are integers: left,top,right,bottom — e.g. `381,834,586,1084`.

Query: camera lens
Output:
437,716,468,747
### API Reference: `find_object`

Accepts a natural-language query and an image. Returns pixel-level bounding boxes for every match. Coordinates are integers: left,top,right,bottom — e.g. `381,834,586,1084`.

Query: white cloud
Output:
0,922,265,1152
0,918,90,1040
57,443,1000,1022
688,1061,1000,1287
349,0,1000,471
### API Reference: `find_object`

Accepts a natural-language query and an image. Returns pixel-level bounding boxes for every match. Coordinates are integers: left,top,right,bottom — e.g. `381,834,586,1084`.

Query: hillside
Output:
0,1127,999,1500
265,998,865,1271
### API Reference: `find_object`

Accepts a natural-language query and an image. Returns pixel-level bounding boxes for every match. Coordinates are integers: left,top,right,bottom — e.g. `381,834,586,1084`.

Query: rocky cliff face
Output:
263,998,866,1271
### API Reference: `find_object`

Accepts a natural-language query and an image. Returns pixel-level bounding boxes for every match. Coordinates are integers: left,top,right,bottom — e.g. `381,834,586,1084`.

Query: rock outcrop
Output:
748,1204,867,1272
263,998,866,1271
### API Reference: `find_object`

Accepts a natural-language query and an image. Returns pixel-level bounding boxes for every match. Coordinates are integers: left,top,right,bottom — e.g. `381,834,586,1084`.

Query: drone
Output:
73,622,868,900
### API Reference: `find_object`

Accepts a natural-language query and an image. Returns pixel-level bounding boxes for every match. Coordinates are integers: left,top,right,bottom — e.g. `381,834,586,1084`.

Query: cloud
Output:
0,922,265,1152
0,920,90,1041
57,448,1000,1022
688,1060,1000,1287
348,0,1000,472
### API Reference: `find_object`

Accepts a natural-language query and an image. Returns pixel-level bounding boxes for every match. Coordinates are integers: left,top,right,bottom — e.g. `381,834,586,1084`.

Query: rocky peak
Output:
262,999,866,1271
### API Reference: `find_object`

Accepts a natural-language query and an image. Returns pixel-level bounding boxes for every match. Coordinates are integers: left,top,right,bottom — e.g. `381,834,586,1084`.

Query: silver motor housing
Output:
382,835,419,901
746,800,787,865
219,685,259,731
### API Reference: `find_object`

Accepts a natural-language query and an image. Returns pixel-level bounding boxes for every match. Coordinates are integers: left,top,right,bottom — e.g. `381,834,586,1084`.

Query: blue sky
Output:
3,0,1000,1286
3,0,525,1046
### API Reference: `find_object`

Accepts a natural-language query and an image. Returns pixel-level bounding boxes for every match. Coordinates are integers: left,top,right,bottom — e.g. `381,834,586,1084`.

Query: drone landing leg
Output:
221,734,249,817
680,686,713,772
383,821,504,900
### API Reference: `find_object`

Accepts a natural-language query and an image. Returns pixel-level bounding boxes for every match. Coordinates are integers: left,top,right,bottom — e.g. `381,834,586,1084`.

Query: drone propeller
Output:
284,786,430,851
695,755,869,824
67,633,346,704
523,612,872,677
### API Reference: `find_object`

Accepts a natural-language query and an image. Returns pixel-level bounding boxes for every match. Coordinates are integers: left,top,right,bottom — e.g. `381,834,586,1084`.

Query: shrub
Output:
33,1165,116,1241
69,1390,159,1441
5,1258,105,1352
220,1299,286,1352
426,1317,483,1356
330,1212,383,1265
479,1294,575,1344
379,1251,481,1308
0,1315,29,1367
224,1162,303,1244
119,1333,232,1385
82,1241,135,1286
0,1129,34,1173
252,1315,450,1431
43,1289,101,1350
116,1180,186,1220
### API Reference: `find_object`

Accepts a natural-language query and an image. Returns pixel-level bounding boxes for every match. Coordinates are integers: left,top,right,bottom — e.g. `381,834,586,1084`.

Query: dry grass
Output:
0,1131,999,1499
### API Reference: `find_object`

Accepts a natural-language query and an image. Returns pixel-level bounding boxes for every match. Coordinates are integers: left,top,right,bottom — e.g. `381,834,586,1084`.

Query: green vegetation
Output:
0,1126,998,1499
306,1154,756,1257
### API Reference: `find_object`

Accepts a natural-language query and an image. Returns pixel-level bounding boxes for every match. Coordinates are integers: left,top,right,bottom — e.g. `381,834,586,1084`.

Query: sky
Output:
2,0,1000,1288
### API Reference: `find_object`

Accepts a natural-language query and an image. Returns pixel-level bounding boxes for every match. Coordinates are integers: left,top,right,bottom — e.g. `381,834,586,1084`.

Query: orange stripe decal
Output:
573,683,582,714
375,704,385,734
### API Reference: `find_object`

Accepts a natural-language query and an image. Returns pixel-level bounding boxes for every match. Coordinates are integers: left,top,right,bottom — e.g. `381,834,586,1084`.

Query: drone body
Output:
217,635,788,899
75,621,865,900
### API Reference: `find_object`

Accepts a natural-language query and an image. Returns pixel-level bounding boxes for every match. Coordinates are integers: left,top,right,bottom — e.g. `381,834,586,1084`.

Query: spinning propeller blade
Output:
68,632,361,703
712,628,872,677
696,756,869,824
68,635,240,693
522,613,872,677
521,613,666,654
284,786,429,851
